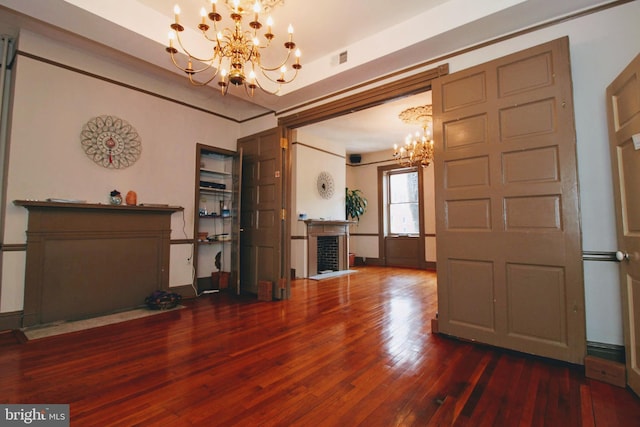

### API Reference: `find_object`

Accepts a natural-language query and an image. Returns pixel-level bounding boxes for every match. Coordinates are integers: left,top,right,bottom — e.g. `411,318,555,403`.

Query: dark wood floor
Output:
1,266,639,426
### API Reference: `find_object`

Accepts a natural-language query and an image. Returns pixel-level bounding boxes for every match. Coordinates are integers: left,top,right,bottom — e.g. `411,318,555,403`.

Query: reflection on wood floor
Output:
1,266,638,425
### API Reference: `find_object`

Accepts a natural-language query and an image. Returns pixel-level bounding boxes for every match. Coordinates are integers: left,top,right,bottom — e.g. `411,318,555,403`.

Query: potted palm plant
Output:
345,188,367,267
345,188,367,222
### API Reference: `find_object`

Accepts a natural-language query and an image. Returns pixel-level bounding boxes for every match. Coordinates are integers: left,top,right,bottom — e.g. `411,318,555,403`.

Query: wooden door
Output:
238,128,286,298
231,148,243,295
606,53,640,395
433,37,585,363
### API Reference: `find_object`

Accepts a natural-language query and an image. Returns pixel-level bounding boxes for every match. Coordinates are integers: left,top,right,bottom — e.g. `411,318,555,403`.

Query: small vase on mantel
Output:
125,190,137,206
109,190,122,205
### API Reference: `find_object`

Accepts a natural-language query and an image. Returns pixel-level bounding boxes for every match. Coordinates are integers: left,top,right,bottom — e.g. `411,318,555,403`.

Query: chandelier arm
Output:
174,33,220,65
253,49,294,72
187,68,223,87
168,50,224,86
169,52,222,77
250,77,281,95
201,31,220,43
258,66,299,85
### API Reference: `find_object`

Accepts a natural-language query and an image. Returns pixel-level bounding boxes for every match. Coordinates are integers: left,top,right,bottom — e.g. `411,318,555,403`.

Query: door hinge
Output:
281,209,286,220
280,138,288,149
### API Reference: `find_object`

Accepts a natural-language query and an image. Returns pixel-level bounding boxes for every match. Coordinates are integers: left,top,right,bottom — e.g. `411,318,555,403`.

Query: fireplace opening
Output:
317,235,339,272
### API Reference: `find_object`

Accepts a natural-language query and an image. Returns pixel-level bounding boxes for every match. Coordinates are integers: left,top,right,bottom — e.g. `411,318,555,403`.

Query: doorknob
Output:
616,250,630,262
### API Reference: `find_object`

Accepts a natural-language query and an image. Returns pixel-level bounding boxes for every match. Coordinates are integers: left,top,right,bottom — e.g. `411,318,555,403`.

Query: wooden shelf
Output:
200,168,231,177
14,200,183,213
199,187,232,195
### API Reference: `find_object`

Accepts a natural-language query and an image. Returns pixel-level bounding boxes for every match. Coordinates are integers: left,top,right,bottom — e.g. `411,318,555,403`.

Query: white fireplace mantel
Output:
305,220,355,277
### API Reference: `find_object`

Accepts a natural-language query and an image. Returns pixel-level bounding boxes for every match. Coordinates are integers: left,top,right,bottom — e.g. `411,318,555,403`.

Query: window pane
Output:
389,172,418,203
390,203,419,234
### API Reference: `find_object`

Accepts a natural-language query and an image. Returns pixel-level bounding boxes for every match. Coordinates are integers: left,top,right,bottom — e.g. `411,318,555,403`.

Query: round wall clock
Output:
80,115,141,169
316,171,335,199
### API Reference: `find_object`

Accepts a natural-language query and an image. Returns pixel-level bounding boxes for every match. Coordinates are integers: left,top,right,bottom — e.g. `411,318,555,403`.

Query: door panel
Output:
434,37,585,363
238,128,284,297
231,148,243,295
606,52,640,395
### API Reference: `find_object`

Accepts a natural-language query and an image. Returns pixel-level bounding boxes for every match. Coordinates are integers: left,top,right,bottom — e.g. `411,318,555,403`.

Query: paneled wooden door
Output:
238,128,287,298
433,37,586,363
231,147,243,295
606,53,640,395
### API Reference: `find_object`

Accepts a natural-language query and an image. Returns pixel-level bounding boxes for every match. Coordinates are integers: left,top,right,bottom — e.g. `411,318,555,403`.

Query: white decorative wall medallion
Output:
316,171,335,199
80,115,141,169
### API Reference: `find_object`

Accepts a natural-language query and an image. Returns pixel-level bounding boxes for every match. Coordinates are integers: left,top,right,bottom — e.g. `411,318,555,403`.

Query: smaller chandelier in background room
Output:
166,0,301,97
393,105,434,168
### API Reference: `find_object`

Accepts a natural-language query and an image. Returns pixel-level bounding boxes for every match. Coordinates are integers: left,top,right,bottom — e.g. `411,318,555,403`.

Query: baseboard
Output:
355,256,381,266
0,311,22,332
586,341,625,363
355,257,437,270
170,283,198,299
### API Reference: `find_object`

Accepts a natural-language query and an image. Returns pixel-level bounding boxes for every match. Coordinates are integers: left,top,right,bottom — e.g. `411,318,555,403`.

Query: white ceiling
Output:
0,0,616,154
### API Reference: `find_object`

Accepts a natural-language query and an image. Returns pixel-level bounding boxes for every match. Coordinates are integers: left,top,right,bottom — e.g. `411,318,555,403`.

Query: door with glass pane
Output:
378,165,426,268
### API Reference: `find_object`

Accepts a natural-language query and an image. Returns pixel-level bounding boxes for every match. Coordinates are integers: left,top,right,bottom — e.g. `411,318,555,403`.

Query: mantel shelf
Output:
303,219,356,226
14,200,183,213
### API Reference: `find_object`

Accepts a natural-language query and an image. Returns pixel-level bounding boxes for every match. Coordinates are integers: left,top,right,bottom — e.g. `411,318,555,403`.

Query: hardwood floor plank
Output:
0,267,638,426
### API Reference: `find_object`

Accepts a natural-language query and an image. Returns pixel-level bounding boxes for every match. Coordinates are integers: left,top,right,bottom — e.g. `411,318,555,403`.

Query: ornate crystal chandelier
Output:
393,105,434,168
166,0,301,96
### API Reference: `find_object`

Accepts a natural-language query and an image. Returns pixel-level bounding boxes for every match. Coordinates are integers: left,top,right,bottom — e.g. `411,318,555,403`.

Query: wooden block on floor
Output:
585,355,626,388
258,280,272,301
431,318,439,334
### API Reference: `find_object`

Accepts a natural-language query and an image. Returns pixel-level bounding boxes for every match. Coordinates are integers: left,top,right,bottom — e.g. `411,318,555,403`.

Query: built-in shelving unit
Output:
194,143,237,293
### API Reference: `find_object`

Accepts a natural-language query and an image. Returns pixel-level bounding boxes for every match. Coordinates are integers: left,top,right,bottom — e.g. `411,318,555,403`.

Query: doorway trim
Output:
277,65,448,130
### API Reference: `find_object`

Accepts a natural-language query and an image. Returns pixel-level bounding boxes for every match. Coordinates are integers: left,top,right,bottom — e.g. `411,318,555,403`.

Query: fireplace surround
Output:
305,219,353,277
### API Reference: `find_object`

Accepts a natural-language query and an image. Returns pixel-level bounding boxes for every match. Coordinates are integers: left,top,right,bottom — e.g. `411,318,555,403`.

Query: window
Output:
387,168,419,235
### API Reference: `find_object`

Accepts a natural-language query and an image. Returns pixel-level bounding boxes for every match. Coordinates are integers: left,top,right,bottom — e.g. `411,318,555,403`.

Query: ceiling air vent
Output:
339,51,348,64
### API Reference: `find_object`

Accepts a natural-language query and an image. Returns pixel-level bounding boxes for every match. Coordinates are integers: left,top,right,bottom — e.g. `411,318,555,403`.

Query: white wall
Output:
346,151,437,265
290,130,346,278
0,30,239,312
